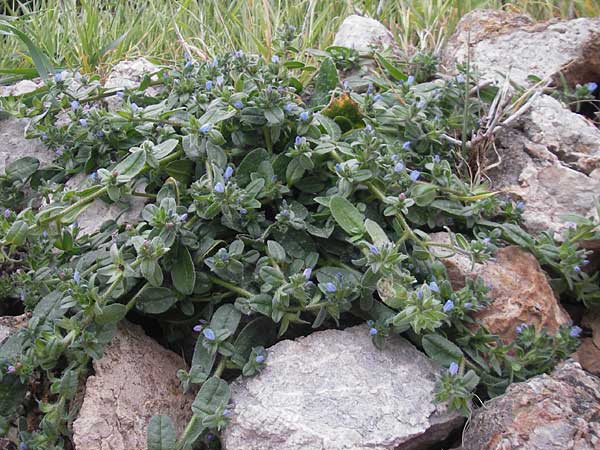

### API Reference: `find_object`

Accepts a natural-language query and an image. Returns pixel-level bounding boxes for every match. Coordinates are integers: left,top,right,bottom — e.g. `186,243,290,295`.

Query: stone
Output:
104,57,159,90
221,325,463,450
0,315,28,346
333,15,398,54
462,360,600,450
73,321,192,450
574,339,600,377
0,118,52,176
0,79,42,97
442,9,600,88
428,233,570,343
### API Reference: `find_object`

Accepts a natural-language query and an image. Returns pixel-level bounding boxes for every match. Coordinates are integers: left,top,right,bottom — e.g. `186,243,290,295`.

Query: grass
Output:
0,0,599,78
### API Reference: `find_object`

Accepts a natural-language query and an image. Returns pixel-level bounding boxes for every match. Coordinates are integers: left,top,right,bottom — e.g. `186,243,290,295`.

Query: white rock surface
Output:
73,321,192,450
222,325,463,450
104,57,159,90
0,79,42,97
0,118,52,176
333,15,397,54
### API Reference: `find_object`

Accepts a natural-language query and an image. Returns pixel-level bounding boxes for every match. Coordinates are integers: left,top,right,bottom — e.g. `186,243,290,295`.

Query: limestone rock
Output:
0,118,52,176
73,321,192,450
442,9,600,88
0,79,42,97
222,325,463,450
104,57,159,90
462,360,600,450
0,315,28,346
333,15,397,54
429,233,570,343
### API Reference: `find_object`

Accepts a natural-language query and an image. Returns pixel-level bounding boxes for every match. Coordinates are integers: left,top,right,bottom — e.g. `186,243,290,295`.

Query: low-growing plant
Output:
0,28,597,450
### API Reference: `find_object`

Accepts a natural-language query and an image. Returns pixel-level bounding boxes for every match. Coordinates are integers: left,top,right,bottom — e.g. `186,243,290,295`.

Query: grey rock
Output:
0,80,42,97
222,325,463,450
104,58,161,111
463,360,600,450
0,118,52,176
73,321,192,450
333,15,398,54
443,9,600,88
0,315,28,346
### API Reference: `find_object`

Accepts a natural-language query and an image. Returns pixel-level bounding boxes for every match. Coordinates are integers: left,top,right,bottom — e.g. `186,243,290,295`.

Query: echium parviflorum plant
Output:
0,27,597,450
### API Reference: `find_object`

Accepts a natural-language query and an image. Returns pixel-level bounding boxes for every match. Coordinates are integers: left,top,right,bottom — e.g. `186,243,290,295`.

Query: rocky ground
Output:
1,9,599,450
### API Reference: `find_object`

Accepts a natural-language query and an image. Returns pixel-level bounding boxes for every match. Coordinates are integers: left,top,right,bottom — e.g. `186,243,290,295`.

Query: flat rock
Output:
442,9,600,88
222,324,463,450
333,15,398,54
0,118,52,176
0,315,28,345
462,360,600,450
0,79,42,97
73,321,192,450
429,233,570,343
574,338,600,377
104,57,159,90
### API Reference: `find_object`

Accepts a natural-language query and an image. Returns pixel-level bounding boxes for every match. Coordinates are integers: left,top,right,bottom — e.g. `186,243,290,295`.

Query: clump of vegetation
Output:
0,25,598,450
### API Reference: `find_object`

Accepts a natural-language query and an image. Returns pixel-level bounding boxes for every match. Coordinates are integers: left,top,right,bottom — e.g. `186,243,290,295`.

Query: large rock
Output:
222,325,463,450
0,79,42,97
443,9,600,88
333,15,398,54
462,360,600,450
73,321,192,450
104,57,159,90
0,315,28,345
575,311,600,376
0,118,52,176
429,233,570,343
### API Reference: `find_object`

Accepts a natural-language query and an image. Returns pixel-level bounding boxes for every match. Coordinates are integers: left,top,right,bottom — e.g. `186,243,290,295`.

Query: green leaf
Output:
329,195,364,235
0,22,54,80
165,160,194,185
210,304,241,339
311,57,339,106
153,139,179,160
266,240,286,263
411,184,437,207
231,317,276,367
147,415,176,450
172,245,195,295
375,54,407,82
136,287,178,314
5,157,39,181
95,303,127,325
364,218,390,246
422,334,463,366
5,220,28,245
191,377,231,418
237,148,269,186
114,150,147,182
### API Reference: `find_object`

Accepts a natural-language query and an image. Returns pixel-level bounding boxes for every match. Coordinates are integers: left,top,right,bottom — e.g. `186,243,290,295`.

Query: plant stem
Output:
208,275,253,298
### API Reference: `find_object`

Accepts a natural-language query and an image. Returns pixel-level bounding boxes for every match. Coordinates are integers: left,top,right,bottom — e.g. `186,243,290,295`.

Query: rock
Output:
333,15,398,54
73,321,192,450
222,325,463,450
0,118,52,176
574,339,600,377
104,57,159,90
0,79,42,97
442,9,600,88
429,233,570,342
0,315,28,345
462,360,600,450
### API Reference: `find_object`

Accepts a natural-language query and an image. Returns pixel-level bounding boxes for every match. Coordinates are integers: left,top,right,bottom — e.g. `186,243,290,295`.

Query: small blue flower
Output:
284,103,294,112
365,124,373,133
96,130,105,137
406,75,415,86
299,111,310,121
483,237,491,244
19,442,27,450
516,323,527,334
214,182,225,193
6,365,15,374
234,50,244,58
193,324,202,332
271,55,280,64
280,209,290,217
570,325,582,338
417,100,426,109
343,80,350,91
402,141,411,150
573,265,581,273
335,163,342,172
391,154,398,162
212,57,219,67
55,148,63,156
369,327,378,336
367,83,374,94
409,170,420,182
448,362,459,376
443,299,454,312
223,409,232,417
216,75,224,85
455,74,465,83
394,161,404,173
295,136,304,146
374,94,382,101
516,201,525,210
42,231,48,238
433,154,440,163
73,271,81,284
464,302,472,309
184,60,193,69
303,267,312,280
429,281,440,293
79,118,87,127
40,132,48,140
205,80,213,90
416,289,423,300
367,244,379,255
116,91,124,99
233,100,244,109
255,354,265,364
582,259,590,266
3,209,10,218
325,282,337,293
71,100,80,110
224,166,234,180
203,328,216,341
19,291,25,301
200,123,212,133
130,102,139,113
54,71,63,83
586,82,598,93
180,213,188,222
239,208,247,215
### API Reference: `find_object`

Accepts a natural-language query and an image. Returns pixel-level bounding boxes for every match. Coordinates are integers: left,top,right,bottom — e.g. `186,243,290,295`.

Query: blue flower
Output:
417,100,426,109
234,50,244,58
299,111,310,121
295,136,304,146
406,75,415,86
429,281,440,293
516,323,527,334
409,170,420,182
19,291,25,301
7,365,15,374
199,123,212,133
573,265,581,273
71,100,80,110
79,118,87,127
203,328,216,341
483,237,491,244
130,103,139,113
402,141,411,150
569,325,582,338
367,244,379,255
343,80,350,91
367,83,374,94
205,80,213,90
239,208,247,215
42,231,48,238
54,71,63,83
96,130,105,137
443,299,454,312
448,362,459,376
40,132,48,140
325,282,337,293
303,267,312,280
271,55,280,64
223,409,232,417
180,213,188,222
365,124,373,133
255,354,265,364
464,302,472,309
233,100,244,109
214,75,224,86
284,103,294,112
224,166,234,180
116,91,124,99
193,324,203,332
455,74,465,83
369,327,378,336
374,94,382,101
335,163,342,172
280,209,290,217
214,182,225,193
73,271,81,284
394,161,405,173
416,289,423,300
184,60,193,69
55,148,63,156
586,82,598,93
19,443,27,450
391,154,398,162
516,201,525,210
212,57,219,67
433,154,440,163
3,209,10,218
